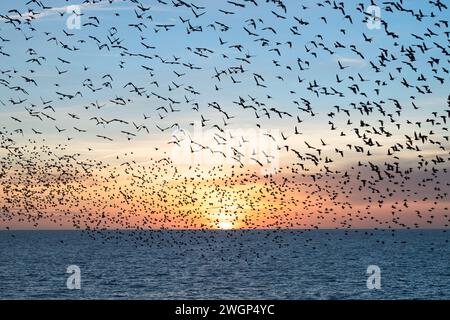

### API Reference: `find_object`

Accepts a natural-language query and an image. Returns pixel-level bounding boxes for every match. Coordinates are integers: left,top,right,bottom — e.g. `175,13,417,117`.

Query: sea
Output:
0,230,449,299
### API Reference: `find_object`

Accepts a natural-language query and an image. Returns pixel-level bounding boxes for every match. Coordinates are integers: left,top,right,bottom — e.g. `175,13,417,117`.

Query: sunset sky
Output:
0,0,449,230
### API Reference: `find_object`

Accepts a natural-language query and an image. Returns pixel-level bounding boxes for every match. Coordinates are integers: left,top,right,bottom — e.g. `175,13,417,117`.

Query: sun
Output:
217,220,234,230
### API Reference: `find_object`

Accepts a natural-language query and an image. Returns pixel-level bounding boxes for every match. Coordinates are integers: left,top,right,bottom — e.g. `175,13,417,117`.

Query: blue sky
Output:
0,0,448,169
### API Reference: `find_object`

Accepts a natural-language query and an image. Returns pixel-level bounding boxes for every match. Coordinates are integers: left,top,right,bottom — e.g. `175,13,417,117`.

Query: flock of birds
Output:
0,0,449,246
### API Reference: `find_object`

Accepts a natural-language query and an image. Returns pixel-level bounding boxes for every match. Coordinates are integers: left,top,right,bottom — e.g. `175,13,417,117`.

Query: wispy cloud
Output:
0,0,168,22
1,1,115,22
335,56,367,66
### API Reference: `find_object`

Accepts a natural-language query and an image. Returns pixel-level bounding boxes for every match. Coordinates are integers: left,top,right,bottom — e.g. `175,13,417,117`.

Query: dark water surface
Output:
0,230,449,299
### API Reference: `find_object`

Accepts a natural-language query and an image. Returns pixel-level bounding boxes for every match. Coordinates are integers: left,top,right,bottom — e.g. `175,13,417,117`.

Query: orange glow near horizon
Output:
1,141,449,231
